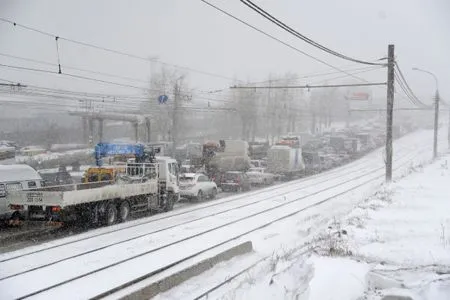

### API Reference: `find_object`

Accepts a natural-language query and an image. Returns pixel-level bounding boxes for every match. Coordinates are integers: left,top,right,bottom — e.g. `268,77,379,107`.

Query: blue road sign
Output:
158,95,168,104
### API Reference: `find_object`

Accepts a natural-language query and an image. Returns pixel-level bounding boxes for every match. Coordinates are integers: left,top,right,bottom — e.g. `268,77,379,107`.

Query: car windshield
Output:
179,175,195,182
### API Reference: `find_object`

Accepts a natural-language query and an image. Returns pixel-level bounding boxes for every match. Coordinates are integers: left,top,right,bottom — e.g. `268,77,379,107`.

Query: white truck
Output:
6,144,180,226
208,140,251,171
0,164,44,223
266,145,305,179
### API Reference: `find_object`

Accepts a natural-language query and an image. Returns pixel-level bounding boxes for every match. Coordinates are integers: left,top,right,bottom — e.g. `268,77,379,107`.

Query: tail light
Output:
51,206,62,212
9,204,24,210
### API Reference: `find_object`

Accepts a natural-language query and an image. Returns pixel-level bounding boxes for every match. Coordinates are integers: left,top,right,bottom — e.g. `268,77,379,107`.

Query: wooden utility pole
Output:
386,44,395,182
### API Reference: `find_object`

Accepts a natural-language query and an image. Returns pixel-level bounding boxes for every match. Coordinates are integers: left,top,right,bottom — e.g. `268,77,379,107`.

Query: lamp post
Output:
412,67,440,159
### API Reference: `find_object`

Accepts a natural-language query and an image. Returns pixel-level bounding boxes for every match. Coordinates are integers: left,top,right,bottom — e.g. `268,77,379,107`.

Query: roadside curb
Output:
117,241,253,300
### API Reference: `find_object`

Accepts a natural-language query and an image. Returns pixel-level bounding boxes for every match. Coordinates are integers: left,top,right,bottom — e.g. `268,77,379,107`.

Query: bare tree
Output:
142,66,192,142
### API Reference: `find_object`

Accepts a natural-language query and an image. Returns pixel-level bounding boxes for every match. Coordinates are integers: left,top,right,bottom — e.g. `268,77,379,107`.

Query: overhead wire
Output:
0,94,237,114
199,0,385,84
240,0,385,66
0,62,152,91
394,62,430,108
0,63,241,105
0,16,238,82
0,52,150,83
394,71,423,107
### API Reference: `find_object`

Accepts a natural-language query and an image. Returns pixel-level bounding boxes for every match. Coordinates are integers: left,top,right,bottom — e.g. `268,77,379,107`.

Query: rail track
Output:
0,144,388,263
0,144,380,258
0,131,432,300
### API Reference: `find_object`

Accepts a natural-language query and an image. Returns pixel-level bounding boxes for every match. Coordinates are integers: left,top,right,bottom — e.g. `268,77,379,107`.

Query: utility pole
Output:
385,44,395,182
412,67,440,158
171,78,181,157
433,90,439,159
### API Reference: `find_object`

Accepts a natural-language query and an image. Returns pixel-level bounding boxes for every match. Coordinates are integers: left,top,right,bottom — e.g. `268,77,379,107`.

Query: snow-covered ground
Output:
14,148,93,164
166,153,450,300
307,156,450,300
0,129,446,299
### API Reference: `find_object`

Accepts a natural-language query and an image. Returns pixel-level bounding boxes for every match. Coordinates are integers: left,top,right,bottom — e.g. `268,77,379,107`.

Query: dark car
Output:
221,171,251,193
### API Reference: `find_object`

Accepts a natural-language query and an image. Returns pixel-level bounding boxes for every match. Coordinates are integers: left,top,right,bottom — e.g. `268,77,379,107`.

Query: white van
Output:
0,164,43,221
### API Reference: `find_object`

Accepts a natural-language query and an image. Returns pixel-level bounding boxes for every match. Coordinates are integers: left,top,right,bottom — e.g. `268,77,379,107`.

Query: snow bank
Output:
305,256,369,300
305,156,450,300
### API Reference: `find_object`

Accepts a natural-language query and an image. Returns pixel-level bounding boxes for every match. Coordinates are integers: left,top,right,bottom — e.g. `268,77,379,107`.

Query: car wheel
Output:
119,201,130,222
105,203,118,226
197,190,204,201
210,188,217,199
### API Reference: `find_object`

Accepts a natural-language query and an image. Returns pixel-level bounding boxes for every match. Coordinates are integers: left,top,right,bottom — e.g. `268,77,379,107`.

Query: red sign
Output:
347,92,370,101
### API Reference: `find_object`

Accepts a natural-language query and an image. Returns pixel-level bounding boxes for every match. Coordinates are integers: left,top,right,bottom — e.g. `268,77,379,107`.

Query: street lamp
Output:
412,67,440,159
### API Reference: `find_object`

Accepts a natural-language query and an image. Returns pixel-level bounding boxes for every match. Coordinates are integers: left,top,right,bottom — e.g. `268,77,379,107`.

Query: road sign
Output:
158,95,168,104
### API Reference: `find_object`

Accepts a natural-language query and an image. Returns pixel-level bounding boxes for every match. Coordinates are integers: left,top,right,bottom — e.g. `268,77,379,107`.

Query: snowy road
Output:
0,130,437,299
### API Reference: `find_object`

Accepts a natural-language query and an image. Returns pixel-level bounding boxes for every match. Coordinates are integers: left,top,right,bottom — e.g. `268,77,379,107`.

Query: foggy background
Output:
0,0,449,146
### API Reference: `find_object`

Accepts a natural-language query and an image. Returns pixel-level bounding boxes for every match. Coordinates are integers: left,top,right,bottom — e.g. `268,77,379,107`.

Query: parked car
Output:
179,173,217,201
246,167,276,185
221,171,251,192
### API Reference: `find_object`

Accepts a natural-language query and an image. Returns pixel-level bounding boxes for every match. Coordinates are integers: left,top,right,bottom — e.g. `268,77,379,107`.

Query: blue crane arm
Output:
94,143,144,166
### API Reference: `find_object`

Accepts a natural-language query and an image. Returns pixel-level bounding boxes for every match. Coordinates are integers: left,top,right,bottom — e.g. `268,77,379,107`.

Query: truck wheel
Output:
164,194,175,212
105,203,118,226
197,190,204,201
119,201,130,222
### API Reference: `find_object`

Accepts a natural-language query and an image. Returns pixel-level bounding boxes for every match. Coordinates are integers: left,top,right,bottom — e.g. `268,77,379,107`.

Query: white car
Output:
250,160,267,168
246,167,276,186
179,173,218,201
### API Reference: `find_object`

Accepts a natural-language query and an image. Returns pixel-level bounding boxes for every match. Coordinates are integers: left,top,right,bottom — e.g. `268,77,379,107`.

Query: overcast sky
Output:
0,0,449,113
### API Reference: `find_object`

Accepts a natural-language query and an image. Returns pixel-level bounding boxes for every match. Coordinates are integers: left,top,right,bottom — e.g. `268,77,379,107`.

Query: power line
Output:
0,52,150,83
350,108,440,112
0,95,237,114
0,62,154,91
240,0,385,66
394,62,430,108
0,16,238,82
0,75,237,106
200,0,384,83
202,0,423,109
310,66,384,85
230,82,386,89
237,65,383,87
394,72,423,107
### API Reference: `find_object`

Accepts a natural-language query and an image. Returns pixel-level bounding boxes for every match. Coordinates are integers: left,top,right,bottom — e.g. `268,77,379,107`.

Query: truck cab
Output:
156,156,180,196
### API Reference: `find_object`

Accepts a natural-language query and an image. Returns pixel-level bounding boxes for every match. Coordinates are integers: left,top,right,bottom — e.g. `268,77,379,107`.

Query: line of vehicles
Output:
0,120,414,227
